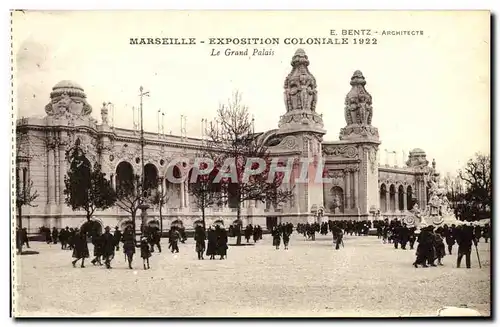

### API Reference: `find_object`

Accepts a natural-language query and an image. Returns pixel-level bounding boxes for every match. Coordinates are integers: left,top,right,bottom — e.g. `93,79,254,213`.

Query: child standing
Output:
140,236,151,270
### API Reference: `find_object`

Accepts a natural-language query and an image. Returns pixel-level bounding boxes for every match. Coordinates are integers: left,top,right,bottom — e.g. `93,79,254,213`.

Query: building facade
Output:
15,49,438,233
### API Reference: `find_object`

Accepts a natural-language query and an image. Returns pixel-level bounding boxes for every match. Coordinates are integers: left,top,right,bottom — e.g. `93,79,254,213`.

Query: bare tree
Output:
15,120,42,253
150,177,170,234
187,160,223,231
15,167,39,253
442,173,465,210
458,153,492,219
115,175,152,237
205,91,294,244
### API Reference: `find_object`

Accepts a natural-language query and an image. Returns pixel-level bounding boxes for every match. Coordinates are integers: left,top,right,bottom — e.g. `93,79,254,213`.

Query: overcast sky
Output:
12,10,490,176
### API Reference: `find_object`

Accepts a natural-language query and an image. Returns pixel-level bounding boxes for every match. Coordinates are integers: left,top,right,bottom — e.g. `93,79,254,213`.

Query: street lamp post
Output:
137,86,150,239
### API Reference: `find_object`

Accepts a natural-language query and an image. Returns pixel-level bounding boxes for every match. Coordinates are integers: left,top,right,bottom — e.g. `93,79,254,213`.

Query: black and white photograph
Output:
11,10,491,318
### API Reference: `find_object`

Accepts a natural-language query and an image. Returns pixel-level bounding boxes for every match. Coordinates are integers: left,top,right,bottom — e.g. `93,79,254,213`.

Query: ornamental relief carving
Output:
327,170,344,178
275,136,299,151
326,170,344,186
343,164,359,172
369,148,377,173
115,143,141,165
322,145,358,158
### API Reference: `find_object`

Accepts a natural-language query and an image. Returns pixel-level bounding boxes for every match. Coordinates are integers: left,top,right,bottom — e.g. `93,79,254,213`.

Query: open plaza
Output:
14,233,491,317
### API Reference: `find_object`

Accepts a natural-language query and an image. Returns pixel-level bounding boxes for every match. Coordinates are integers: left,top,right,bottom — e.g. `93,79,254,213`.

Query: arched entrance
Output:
380,184,387,212
67,145,92,204
116,161,135,194
330,186,344,213
389,184,396,212
398,185,405,211
165,165,182,208
144,163,159,193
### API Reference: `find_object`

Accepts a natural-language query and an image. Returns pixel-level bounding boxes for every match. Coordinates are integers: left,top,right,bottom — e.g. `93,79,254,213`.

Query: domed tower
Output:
45,80,93,118
275,49,326,223
334,71,381,218
406,148,429,168
405,148,439,210
339,70,379,141
277,49,326,136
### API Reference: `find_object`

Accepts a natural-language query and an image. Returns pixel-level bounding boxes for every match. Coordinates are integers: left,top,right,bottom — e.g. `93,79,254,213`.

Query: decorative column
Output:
54,143,60,204
47,145,55,204
403,190,408,211
345,171,351,209
180,181,185,209
185,180,190,209
353,169,359,209
420,180,426,209
385,191,389,213
59,141,67,206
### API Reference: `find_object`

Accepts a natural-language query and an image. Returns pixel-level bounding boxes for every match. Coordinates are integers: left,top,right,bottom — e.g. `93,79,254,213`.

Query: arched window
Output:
389,184,396,212
144,163,158,192
116,161,135,195
398,185,405,211
406,186,413,210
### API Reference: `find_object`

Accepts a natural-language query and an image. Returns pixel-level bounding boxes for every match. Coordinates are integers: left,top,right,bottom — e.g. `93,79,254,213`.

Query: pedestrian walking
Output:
71,230,89,268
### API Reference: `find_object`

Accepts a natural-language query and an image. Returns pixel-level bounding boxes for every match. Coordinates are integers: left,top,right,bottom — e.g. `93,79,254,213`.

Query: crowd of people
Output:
244,224,264,244
20,217,490,270
372,219,490,268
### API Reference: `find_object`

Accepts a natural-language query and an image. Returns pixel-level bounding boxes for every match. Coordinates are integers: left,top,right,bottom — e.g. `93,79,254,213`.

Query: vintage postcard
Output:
11,10,491,318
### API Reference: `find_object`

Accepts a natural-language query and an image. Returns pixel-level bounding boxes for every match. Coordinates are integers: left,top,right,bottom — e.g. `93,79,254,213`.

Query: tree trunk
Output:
17,205,23,253
201,204,206,231
236,203,242,245
159,201,163,236
131,211,137,238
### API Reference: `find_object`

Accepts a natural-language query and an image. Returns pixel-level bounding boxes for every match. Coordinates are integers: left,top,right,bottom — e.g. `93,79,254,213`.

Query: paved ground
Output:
14,233,491,317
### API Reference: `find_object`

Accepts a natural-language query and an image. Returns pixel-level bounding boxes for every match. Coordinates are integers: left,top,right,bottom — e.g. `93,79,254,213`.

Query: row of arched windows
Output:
379,184,414,212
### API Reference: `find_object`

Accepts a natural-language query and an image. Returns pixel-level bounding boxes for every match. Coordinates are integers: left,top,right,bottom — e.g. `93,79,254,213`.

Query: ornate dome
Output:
50,80,86,99
53,80,84,91
410,148,426,155
45,80,92,117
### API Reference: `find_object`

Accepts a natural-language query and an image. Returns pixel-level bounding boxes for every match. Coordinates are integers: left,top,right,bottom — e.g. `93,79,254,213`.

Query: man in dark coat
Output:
216,226,228,260
21,228,30,249
194,225,206,260
90,233,103,266
206,227,217,260
71,230,89,268
122,227,136,269
113,226,122,251
169,227,180,253
52,227,59,244
44,227,52,244
399,224,410,250
444,225,456,255
483,223,490,243
456,224,475,268
101,226,116,269
413,226,434,268
244,224,253,243
59,227,69,249
332,225,343,250
149,227,162,253
408,227,417,250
